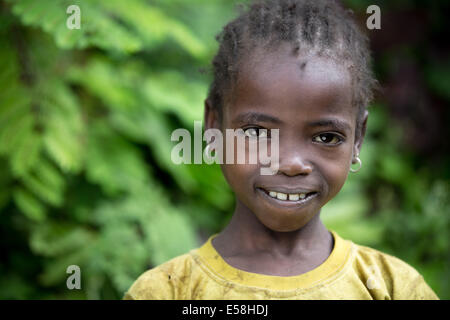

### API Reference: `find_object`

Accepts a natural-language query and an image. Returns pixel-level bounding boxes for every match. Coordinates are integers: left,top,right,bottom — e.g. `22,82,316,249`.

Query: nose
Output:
277,144,313,177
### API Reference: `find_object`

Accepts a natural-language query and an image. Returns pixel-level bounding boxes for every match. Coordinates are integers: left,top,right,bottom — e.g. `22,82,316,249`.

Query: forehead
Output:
225,48,355,125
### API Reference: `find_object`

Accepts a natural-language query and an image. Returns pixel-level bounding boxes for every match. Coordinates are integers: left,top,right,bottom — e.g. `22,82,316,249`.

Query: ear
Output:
204,98,220,131
353,109,369,163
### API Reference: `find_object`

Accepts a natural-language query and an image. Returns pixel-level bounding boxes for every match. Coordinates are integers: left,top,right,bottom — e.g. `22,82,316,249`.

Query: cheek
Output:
220,134,259,184
318,149,352,200
220,163,257,195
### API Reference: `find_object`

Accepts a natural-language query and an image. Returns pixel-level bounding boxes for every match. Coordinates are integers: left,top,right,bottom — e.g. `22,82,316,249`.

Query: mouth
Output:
256,187,319,207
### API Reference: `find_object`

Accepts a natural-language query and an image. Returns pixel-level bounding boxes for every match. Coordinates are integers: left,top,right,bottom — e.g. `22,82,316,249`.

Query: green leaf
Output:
0,111,42,177
101,0,207,57
20,168,65,207
84,121,150,195
145,208,198,265
9,0,142,53
66,57,139,111
13,187,47,221
30,223,95,257
142,70,206,124
42,82,85,174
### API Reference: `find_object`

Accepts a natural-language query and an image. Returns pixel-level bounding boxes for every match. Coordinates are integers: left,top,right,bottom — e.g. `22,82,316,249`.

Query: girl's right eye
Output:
244,127,268,138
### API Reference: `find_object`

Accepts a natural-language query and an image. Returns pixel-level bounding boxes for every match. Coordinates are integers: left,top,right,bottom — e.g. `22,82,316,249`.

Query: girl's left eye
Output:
313,133,343,145
244,127,268,138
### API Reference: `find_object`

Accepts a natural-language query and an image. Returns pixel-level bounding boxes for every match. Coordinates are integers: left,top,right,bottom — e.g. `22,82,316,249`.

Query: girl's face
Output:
205,48,368,232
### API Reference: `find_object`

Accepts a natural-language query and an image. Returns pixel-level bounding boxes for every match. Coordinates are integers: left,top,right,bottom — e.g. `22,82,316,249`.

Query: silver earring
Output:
350,156,362,173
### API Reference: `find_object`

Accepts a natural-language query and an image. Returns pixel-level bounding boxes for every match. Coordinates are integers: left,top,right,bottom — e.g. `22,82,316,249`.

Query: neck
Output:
216,199,332,259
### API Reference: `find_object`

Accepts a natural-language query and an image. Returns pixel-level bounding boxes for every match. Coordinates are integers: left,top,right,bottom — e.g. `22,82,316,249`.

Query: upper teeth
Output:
268,191,307,201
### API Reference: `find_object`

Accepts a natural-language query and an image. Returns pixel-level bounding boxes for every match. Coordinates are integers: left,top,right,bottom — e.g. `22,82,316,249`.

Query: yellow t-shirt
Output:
123,230,438,300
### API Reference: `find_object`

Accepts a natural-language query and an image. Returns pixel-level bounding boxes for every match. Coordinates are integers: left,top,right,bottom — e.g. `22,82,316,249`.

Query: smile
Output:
257,187,319,205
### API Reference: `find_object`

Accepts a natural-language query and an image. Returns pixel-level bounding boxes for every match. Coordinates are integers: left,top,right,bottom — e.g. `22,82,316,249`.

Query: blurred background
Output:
0,0,448,299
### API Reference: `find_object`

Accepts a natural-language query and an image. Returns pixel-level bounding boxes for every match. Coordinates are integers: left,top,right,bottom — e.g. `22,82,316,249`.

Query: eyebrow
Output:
306,119,352,133
232,112,283,125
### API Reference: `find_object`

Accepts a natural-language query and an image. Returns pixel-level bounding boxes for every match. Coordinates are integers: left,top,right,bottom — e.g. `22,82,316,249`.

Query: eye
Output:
244,127,268,138
313,133,343,145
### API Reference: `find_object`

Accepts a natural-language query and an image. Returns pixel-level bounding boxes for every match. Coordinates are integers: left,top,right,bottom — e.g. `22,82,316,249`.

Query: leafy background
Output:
0,0,448,299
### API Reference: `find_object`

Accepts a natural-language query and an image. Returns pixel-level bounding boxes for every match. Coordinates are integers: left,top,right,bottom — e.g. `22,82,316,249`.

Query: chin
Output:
257,214,311,233
267,225,303,233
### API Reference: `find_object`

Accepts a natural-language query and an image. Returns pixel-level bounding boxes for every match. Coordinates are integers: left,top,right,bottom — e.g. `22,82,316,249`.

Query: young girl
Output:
124,0,438,299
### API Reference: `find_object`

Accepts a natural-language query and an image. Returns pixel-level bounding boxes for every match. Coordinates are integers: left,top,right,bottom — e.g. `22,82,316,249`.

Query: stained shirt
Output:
123,230,439,300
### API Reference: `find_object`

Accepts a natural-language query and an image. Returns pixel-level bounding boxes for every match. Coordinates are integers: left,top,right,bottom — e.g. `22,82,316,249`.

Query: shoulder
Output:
351,243,439,299
353,243,418,275
123,252,195,300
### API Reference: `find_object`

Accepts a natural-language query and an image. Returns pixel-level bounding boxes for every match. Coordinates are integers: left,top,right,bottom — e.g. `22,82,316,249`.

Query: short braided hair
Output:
206,0,378,137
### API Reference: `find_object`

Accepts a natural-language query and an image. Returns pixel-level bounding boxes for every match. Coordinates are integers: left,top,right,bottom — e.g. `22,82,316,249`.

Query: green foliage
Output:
0,0,448,300
0,0,235,299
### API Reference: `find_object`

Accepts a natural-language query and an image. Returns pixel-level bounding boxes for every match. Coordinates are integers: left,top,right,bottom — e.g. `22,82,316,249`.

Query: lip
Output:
256,187,319,208
258,186,317,194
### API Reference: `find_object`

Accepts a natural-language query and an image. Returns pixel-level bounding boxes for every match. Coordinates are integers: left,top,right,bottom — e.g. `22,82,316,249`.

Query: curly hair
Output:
206,0,378,138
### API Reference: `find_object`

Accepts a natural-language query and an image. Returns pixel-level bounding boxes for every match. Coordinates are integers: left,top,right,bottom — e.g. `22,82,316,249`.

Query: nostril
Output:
278,158,313,177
